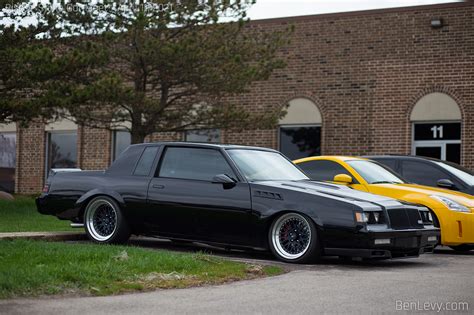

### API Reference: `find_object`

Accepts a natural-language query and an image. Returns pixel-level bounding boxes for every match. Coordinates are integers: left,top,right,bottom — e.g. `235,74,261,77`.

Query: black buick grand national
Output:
37,142,439,263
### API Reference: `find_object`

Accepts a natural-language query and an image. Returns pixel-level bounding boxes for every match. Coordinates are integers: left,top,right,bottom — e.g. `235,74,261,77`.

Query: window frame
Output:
411,121,461,162
155,145,243,183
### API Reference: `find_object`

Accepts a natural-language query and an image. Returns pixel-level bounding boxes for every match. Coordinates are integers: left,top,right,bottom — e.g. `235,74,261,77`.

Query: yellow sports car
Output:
294,156,474,251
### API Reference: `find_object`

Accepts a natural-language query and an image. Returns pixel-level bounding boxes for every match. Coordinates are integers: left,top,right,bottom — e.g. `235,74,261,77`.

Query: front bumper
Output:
437,209,474,246
325,228,440,259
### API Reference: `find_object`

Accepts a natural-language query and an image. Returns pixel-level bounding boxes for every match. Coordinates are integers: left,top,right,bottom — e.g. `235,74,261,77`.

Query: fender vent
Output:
254,190,283,200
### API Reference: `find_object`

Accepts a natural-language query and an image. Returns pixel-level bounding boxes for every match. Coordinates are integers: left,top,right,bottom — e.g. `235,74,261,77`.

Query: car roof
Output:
294,155,368,163
128,142,279,152
365,155,443,163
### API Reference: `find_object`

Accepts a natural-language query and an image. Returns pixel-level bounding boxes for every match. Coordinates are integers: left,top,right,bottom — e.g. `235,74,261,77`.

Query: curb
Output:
0,232,87,241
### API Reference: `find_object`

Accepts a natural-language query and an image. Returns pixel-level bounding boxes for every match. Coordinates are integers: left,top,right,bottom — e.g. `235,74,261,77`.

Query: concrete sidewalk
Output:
0,231,86,241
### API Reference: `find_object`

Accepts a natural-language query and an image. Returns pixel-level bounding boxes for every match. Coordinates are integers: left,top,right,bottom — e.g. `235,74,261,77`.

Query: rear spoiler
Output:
48,168,82,178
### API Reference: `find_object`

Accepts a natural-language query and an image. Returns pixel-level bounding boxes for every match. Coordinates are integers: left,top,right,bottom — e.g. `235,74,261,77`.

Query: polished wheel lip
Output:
85,199,118,242
272,213,311,260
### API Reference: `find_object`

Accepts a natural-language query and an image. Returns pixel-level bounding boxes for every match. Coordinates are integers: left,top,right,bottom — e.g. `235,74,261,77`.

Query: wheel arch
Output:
264,209,325,248
75,189,125,220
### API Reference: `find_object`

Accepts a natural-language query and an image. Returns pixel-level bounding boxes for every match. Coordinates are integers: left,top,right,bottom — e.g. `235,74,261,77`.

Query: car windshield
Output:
227,149,309,182
435,161,474,186
347,160,405,184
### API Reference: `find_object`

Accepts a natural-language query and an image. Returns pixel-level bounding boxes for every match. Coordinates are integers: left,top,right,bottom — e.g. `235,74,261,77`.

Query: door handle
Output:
152,184,165,189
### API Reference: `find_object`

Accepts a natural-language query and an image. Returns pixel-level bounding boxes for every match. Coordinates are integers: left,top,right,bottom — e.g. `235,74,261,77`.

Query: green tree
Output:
3,1,291,143
0,0,56,124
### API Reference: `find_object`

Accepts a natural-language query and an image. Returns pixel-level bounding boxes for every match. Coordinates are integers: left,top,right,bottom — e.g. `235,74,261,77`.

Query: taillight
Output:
42,184,50,193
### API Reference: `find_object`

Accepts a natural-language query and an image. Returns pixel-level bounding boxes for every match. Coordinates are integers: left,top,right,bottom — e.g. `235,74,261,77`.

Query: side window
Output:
298,160,355,182
158,147,236,181
401,161,447,187
134,147,159,176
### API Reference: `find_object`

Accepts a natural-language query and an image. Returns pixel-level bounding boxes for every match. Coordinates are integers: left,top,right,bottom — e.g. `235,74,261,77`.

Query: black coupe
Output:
37,143,439,263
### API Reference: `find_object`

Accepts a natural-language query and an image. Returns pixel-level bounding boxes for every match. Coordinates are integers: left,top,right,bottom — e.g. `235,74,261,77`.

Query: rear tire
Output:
268,212,321,264
449,245,474,252
84,196,130,244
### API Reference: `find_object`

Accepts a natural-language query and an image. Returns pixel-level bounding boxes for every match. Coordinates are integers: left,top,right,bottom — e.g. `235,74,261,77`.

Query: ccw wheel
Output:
269,212,321,263
84,196,130,244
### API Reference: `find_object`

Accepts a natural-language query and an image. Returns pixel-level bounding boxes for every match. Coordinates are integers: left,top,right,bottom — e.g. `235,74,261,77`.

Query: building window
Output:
279,98,322,160
0,133,16,193
46,131,77,172
410,93,462,164
185,129,221,143
112,130,131,161
279,125,321,160
412,122,461,164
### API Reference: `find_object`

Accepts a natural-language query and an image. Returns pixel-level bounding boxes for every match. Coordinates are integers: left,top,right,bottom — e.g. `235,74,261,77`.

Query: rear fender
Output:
75,189,125,214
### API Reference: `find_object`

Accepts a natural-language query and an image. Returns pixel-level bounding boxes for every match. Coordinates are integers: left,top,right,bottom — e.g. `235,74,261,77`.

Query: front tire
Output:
268,212,321,263
84,196,130,244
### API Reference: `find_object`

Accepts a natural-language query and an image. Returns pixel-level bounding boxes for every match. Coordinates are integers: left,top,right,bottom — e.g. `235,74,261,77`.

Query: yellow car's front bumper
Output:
436,208,474,246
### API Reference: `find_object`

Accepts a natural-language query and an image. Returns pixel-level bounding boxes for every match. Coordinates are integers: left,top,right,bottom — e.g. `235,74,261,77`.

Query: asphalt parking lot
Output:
1,238,473,314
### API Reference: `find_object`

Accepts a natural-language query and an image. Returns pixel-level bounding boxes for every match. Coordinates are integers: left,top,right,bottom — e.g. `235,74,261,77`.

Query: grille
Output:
388,208,424,229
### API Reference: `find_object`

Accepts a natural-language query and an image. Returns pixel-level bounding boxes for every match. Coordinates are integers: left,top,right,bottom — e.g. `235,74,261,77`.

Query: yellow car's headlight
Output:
430,195,470,213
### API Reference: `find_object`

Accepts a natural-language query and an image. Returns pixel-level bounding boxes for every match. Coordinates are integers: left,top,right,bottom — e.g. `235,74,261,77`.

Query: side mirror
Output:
333,174,353,185
212,174,236,189
437,179,456,190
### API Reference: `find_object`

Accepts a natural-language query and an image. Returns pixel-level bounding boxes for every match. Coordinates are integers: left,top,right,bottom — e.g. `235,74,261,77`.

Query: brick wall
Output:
223,2,474,167
16,122,46,194
78,127,111,170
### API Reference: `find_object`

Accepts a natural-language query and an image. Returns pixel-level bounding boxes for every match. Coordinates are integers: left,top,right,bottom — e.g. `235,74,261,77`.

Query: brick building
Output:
0,2,473,194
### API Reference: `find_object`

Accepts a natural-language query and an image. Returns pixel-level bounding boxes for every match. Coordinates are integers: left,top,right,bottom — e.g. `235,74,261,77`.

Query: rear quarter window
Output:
134,146,160,176
107,145,146,175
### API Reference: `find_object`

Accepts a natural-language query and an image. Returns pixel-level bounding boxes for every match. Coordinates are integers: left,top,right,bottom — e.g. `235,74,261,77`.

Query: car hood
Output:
254,180,404,208
371,183,474,208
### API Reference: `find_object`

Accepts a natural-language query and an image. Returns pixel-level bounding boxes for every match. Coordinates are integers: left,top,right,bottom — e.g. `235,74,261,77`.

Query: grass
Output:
0,239,283,299
0,195,73,232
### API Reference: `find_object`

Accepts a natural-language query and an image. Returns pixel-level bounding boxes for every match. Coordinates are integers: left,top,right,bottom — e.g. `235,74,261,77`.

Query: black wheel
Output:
268,212,321,263
449,245,474,252
84,196,130,244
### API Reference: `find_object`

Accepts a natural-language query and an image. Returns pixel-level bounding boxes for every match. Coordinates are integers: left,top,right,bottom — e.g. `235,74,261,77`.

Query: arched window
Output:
410,92,461,163
279,98,322,160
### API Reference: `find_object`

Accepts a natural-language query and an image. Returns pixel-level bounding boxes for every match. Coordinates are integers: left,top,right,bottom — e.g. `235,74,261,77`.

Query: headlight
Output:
430,195,470,213
355,211,385,224
418,209,433,225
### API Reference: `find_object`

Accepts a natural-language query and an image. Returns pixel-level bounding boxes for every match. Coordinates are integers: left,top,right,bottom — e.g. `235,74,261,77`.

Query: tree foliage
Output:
2,1,292,143
0,1,59,124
